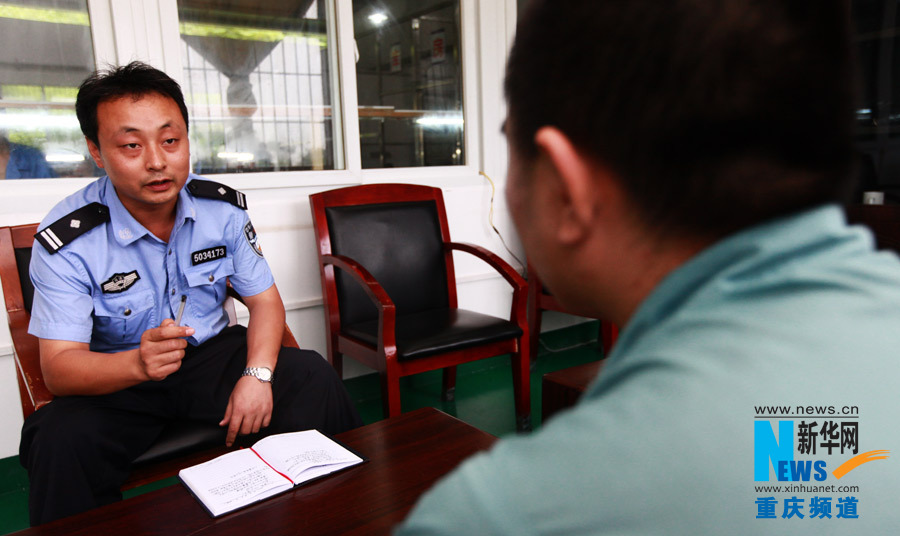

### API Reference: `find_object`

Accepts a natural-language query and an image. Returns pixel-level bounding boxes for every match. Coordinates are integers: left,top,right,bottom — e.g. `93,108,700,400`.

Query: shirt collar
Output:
606,205,858,362
173,176,199,236
101,175,197,247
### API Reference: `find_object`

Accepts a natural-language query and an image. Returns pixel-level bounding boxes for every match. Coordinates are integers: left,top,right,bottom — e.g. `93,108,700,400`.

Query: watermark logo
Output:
752,405,888,520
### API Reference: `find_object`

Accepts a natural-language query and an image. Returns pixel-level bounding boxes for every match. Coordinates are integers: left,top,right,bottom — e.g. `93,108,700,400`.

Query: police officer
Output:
19,61,362,525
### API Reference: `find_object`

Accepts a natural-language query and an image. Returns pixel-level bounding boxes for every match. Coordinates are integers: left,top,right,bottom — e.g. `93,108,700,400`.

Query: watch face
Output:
256,368,273,381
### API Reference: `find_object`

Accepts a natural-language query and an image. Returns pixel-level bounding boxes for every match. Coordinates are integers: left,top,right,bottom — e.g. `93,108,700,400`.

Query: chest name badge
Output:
244,221,264,257
192,246,227,266
101,271,141,294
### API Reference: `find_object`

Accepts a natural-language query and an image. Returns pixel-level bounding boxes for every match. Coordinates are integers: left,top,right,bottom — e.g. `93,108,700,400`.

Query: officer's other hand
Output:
220,377,274,447
139,318,194,381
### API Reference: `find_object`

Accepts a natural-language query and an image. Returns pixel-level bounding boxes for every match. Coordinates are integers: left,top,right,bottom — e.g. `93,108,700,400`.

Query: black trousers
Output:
19,325,362,526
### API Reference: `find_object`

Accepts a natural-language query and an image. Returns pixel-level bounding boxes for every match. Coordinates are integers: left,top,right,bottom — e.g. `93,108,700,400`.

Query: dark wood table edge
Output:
12,407,497,536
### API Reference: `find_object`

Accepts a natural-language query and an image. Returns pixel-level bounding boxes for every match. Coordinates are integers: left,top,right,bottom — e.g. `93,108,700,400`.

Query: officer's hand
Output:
138,319,194,381
220,376,274,447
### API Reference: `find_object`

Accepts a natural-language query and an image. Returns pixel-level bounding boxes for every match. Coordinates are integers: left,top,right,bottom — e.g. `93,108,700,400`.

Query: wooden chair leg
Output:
441,366,457,401
528,308,542,370
330,351,343,378
600,321,619,357
381,369,403,418
527,282,542,368
511,346,532,432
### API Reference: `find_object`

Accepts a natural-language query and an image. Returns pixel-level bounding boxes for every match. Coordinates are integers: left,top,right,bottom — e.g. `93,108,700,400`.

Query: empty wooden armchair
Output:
310,184,532,431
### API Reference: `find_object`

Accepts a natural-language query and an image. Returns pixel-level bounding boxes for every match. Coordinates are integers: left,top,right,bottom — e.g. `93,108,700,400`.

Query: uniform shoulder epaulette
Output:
186,179,248,210
34,202,110,254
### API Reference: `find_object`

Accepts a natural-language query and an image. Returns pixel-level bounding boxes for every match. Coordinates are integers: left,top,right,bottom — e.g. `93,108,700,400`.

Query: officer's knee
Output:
278,348,336,383
30,409,100,455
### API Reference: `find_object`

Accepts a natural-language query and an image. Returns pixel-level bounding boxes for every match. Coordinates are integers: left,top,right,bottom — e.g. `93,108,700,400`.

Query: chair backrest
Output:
310,184,458,328
0,223,52,418
15,245,34,314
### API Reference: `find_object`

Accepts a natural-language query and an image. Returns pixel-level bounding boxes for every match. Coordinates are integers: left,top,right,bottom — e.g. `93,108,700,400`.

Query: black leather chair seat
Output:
132,421,226,466
343,308,523,362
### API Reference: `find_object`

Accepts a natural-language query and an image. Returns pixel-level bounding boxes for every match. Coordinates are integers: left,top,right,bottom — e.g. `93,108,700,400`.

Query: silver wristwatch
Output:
241,366,274,383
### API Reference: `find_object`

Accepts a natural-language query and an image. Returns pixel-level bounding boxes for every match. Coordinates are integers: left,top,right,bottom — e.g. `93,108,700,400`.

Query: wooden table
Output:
13,407,496,536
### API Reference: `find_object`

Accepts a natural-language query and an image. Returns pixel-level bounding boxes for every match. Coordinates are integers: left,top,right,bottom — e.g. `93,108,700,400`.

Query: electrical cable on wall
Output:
479,170,526,272
478,173,602,356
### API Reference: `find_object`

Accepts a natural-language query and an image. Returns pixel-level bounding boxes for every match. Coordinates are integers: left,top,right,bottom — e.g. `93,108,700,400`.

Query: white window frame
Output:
343,0,482,185
135,0,482,189
0,0,515,213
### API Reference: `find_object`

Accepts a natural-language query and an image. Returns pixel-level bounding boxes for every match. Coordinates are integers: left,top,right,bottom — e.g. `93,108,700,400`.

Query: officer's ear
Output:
86,138,105,170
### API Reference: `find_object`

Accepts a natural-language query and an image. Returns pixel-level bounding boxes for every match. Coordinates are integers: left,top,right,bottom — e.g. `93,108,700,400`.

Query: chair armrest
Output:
444,242,528,329
321,254,397,350
321,254,396,311
10,319,54,417
444,242,527,291
1,225,53,417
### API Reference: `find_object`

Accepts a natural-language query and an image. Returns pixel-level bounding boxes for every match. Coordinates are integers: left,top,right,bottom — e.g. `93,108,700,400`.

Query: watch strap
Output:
241,366,274,383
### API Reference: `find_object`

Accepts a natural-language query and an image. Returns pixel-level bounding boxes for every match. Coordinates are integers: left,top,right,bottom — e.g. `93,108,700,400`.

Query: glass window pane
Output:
177,0,340,174
353,0,465,169
0,0,98,179
850,0,900,197
851,0,884,142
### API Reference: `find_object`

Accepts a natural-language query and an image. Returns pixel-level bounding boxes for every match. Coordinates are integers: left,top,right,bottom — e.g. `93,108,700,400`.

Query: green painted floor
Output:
0,322,603,534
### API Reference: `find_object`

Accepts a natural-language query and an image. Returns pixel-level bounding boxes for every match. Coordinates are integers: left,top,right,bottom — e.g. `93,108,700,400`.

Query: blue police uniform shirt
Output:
5,142,56,179
28,174,274,352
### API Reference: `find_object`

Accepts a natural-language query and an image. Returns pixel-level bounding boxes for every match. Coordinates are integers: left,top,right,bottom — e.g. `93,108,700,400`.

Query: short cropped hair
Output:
76,61,189,148
505,0,857,237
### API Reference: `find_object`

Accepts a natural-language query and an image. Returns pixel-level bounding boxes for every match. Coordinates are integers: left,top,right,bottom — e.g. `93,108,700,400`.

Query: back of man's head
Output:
76,61,189,149
506,0,856,237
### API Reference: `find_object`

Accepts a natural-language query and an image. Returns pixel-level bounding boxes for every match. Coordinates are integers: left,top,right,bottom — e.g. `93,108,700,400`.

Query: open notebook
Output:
178,429,365,517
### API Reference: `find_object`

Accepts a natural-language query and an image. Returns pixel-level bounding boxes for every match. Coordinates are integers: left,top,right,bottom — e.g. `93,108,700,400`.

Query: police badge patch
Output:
244,221,264,257
101,271,141,293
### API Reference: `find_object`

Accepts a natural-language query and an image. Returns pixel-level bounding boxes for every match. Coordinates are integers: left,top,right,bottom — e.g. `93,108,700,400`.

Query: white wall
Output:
0,0,588,459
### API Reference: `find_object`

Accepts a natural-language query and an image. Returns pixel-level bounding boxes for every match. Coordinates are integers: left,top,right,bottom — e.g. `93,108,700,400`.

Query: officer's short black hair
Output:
505,0,857,238
76,61,189,148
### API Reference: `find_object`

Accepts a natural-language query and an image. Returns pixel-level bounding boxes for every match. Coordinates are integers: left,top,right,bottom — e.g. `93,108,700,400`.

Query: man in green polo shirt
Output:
397,1,900,534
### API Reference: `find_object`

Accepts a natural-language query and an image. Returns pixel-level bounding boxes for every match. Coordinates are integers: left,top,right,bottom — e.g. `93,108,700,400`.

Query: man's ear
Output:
533,126,603,245
86,138,105,170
